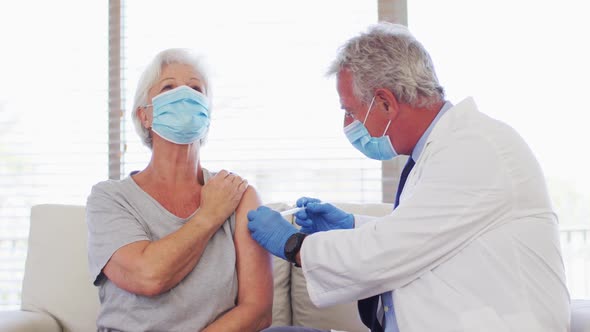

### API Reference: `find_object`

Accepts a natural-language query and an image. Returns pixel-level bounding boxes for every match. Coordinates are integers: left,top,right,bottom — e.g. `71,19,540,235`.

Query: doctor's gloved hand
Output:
247,206,298,260
294,197,354,234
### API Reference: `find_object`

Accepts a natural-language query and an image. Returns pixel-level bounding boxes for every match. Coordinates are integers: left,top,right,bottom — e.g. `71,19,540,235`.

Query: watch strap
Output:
285,232,307,266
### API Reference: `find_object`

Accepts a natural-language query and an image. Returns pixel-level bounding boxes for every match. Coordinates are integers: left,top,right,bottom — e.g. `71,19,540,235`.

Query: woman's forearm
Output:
139,210,224,292
105,209,224,296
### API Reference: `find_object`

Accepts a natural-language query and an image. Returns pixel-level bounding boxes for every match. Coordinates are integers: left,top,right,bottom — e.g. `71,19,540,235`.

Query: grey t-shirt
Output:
86,168,238,332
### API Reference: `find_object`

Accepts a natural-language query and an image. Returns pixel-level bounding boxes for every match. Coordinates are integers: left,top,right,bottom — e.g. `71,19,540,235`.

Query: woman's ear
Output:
375,88,399,120
137,106,151,129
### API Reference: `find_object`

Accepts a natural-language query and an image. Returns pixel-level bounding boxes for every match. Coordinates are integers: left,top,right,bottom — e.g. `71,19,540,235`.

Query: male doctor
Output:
248,22,570,332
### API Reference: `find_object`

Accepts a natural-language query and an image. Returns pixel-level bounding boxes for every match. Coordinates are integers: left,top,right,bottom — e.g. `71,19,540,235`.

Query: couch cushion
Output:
291,266,369,331
21,204,100,332
271,256,293,326
290,202,392,331
266,202,295,326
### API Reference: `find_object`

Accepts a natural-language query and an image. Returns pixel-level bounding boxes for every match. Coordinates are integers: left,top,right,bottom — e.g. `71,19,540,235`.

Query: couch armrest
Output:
0,310,61,332
572,299,590,332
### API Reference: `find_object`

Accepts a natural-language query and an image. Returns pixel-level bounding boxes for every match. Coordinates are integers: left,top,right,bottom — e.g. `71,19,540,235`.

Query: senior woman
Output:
86,48,273,332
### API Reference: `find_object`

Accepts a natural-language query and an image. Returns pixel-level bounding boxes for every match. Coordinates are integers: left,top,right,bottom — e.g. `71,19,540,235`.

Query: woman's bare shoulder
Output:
236,185,261,215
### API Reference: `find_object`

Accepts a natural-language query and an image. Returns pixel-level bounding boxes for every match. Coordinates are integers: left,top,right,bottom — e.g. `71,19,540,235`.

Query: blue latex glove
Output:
247,206,298,260
294,196,354,234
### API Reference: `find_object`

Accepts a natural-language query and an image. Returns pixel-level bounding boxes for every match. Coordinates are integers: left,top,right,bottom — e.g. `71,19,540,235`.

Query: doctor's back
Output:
393,97,571,331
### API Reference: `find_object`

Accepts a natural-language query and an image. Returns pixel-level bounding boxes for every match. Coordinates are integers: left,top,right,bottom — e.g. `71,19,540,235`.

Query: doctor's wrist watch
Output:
284,232,307,267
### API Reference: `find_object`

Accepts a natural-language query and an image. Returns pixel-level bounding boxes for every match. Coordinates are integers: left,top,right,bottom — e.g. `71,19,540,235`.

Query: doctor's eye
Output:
344,111,355,119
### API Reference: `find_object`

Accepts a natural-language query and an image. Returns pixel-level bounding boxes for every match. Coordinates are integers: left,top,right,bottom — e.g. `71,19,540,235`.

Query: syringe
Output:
279,207,305,217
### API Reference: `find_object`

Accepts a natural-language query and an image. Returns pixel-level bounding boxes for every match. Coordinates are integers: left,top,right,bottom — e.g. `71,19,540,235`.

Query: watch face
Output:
285,234,299,254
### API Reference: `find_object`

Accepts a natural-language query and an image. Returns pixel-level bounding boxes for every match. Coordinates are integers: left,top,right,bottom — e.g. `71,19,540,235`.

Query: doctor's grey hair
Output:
327,22,444,108
131,48,212,149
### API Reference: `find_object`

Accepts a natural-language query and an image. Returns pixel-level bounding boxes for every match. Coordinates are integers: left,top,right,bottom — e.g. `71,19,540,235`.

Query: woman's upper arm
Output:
233,186,273,307
86,184,152,291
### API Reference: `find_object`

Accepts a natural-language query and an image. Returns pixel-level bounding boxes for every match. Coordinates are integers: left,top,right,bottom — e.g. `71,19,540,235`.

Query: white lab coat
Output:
300,97,570,332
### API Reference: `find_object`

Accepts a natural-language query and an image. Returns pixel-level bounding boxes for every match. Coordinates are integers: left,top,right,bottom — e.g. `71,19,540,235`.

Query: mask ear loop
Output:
382,120,392,137
362,96,377,125
186,142,192,162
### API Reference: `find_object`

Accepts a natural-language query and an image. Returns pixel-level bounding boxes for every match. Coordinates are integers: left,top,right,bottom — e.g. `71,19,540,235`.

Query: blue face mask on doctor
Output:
148,85,210,145
343,96,398,160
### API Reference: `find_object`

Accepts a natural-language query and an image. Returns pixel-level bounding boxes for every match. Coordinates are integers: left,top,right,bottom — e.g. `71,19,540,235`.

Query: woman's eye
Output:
161,84,174,92
191,86,203,93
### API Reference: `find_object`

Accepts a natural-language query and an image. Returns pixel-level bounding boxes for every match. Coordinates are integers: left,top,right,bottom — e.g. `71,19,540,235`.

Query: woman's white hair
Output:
327,22,444,108
131,48,212,149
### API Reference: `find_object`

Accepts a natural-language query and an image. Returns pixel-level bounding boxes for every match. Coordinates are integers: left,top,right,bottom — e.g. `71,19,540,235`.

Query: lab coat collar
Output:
411,100,454,161
423,97,480,149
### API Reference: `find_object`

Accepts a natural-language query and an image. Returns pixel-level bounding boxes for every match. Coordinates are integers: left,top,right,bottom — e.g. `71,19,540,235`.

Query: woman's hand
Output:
199,170,248,226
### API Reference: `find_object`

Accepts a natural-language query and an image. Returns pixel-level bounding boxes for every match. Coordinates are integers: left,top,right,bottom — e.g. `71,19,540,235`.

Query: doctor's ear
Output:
375,89,399,115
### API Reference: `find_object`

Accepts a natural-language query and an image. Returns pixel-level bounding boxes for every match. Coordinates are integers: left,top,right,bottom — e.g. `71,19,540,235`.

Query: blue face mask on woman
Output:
149,85,210,145
343,96,397,160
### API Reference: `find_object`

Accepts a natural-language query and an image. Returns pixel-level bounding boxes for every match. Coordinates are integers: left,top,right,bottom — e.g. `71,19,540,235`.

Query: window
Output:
0,0,378,310
122,0,379,204
0,0,107,309
409,0,590,298
3,0,585,312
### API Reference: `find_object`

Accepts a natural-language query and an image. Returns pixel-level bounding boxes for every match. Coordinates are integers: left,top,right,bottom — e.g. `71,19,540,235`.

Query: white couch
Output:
0,203,588,332
0,203,389,332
